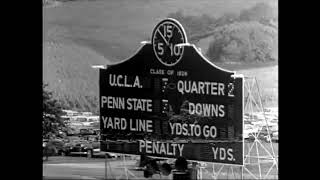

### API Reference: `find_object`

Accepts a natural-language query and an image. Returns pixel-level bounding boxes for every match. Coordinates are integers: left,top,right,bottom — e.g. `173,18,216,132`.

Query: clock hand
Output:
157,29,169,46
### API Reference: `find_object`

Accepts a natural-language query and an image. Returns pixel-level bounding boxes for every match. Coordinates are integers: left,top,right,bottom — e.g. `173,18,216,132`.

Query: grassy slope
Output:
43,0,278,111
43,41,109,112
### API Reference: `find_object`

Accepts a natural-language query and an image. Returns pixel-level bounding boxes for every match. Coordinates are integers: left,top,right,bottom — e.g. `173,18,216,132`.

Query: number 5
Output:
157,43,164,55
164,25,173,38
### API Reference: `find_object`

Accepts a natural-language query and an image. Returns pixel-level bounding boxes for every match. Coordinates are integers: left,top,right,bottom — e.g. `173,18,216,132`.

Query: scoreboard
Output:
99,18,244,165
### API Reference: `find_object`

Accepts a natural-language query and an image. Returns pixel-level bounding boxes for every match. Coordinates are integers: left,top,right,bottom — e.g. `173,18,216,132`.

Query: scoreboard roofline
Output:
231,74,244,78
101,42,237,76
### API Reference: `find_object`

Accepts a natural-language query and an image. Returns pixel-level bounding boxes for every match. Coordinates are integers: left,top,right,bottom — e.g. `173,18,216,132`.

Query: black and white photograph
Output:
43,0,278,179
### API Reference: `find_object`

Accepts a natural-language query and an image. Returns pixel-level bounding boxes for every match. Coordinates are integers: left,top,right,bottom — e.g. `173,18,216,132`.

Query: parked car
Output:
61,135,102,158
80,128,95,135
272,132,278,142
259,125,277,136
83,135,99,142
106,152,118,158
244,124,259,140
62,139,95,158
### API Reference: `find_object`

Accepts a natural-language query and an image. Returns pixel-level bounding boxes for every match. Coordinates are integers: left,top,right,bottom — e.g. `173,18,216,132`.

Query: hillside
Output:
43,0,278,112
43,41,110,113
43,0,277,61
196,21,278,63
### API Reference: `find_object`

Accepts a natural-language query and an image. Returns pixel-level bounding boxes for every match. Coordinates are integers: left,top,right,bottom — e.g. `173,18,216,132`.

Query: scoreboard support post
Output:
242,77,278,179
104,153,115,179
193,77,277,180
104,153,139,180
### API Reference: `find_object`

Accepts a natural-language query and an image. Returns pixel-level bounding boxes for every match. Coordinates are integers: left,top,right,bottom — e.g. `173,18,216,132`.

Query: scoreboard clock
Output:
151,18,187,66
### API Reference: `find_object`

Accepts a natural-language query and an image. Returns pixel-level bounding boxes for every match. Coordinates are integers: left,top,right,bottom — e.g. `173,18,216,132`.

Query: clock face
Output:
152,19,187,66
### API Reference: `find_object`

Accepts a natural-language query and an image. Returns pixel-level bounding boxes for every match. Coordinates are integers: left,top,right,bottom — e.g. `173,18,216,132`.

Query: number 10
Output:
169,44,181,56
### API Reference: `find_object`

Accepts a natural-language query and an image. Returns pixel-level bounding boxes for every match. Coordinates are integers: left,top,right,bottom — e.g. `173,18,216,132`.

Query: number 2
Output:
228,83,234,97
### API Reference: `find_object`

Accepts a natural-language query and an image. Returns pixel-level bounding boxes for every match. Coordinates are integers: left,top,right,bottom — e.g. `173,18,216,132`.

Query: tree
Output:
167,11,216,42
206,21,277,63
215,12,239,27
239,2,276,22
43,83,65,139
